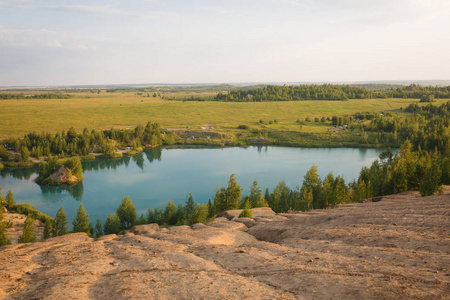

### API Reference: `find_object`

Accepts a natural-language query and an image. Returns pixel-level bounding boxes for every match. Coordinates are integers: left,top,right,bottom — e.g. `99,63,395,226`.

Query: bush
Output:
237,125,249,130
239,199,253,218
13,203,53,224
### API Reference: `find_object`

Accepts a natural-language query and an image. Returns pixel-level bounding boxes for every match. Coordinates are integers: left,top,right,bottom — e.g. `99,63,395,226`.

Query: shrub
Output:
13,204,53,224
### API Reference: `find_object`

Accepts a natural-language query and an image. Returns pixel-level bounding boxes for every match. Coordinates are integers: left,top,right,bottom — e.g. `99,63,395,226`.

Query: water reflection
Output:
0,167,38,180
39,182,84,202
82,148,162,171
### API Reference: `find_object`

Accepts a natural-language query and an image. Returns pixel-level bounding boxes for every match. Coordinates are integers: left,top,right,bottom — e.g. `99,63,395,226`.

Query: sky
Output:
0,0,449,86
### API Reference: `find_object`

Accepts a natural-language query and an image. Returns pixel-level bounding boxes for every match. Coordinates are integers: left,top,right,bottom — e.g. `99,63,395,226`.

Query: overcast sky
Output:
0,0,449,86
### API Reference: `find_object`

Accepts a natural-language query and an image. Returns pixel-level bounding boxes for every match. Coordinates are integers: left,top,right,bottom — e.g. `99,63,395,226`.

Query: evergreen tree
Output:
95,218,104,238
52,205,68,236
43,220,52,239
213,174,242,212
185,193,196,224
191,204,208,224
321,172,335,208
116,196,136,229
18,216,36,243
248,180,269,208
264,188,271,205
239,198,253,218
21,146,30,161
136,213,146,225
419,158,442,196
301,165,322,209
225,174,242,210
72,203,91,235
6,190,15,210
164,200,178,225
270,184,281,213
103,213,121,235
277,180,292,212
334,176,350,204
0,201,11,246
0,222,11,246
299,185,313,211
207,198,216,220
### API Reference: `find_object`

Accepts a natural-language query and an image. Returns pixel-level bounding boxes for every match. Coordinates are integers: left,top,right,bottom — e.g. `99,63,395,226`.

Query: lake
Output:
0,146,386,223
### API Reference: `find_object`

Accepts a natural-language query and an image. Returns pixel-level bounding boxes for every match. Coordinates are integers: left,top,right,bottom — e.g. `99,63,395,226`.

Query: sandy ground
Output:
0,188,449,299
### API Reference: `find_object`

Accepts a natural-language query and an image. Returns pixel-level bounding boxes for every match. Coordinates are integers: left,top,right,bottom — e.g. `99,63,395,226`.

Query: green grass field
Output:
1,91,447,138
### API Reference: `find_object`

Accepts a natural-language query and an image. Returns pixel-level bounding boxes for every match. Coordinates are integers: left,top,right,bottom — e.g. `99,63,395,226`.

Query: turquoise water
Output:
0,146,385,223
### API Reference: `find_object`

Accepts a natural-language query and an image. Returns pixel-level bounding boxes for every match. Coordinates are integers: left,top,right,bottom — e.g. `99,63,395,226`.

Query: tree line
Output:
355,101,450,152
165,84,450,102
0,122,168,166
0,93,72,100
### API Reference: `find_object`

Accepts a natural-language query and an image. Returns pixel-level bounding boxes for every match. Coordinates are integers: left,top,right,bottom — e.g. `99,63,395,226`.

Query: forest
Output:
213,84,450,102
165,84,450,102
0,121,168,167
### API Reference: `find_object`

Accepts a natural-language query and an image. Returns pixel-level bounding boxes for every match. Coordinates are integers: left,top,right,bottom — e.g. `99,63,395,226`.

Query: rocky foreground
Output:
1,189,449,299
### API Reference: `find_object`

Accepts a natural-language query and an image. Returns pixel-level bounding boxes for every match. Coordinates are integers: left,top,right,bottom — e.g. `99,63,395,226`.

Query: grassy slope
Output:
1,91,448,138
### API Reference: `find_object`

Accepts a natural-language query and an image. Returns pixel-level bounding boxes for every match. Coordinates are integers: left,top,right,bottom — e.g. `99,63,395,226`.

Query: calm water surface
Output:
0,146,385,223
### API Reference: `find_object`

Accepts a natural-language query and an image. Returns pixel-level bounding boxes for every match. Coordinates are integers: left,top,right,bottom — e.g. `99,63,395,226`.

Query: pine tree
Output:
103,214,121,235
302,165,322,209
191,204,208,224
21,146,30,161
0,222,11,246
164,200,178,225
95,218,104,238
249,180,269,208
0,202,11,246
419,158,442,196
185,193,196,224
239,199,253,218
18,216,36,243
43,220,52,239
299,185,313,211
321,172,335,208
72,203,91,236
207,199,216,220
116,196,136,229
225,174,242,210
6,190,15,210
52,205,68,236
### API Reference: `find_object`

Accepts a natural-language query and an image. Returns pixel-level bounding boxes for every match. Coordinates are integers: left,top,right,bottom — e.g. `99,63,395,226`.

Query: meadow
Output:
1,90,446,139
